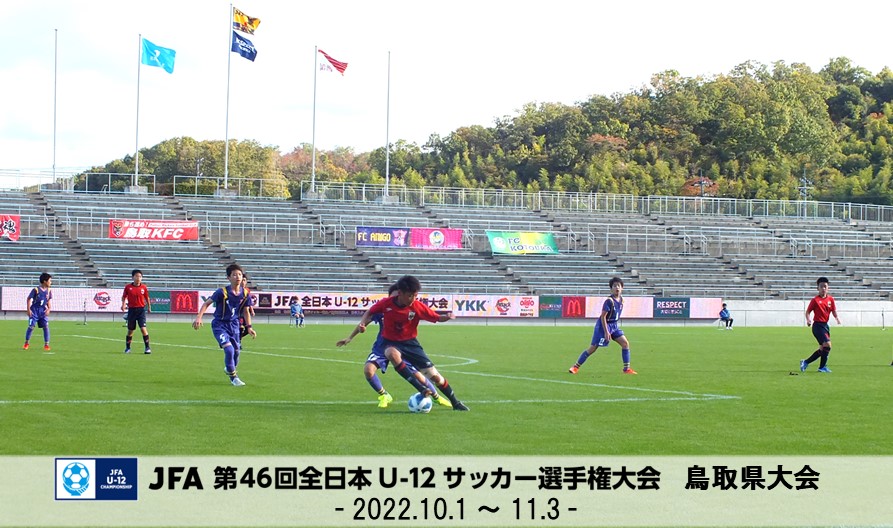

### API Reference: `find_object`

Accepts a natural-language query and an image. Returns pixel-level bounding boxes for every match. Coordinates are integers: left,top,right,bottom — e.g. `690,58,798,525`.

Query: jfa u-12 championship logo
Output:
55,458,138,500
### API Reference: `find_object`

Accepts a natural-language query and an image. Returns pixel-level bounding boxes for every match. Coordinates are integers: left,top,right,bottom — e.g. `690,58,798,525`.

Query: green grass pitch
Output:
2,320,890,456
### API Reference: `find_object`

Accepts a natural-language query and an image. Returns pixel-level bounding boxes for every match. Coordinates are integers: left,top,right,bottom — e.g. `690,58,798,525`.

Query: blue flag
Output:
141,38,176,74
231,31,257,62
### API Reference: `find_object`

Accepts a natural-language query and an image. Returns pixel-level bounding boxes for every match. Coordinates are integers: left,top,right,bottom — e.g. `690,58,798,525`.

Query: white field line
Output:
36,334,739,405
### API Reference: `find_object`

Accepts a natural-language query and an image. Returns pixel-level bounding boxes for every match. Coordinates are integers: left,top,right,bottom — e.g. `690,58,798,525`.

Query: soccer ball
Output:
62,462,90,496
408,393,433,414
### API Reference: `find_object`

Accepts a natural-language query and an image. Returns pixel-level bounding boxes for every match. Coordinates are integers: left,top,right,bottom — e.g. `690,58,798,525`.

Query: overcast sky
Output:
1,0,890,174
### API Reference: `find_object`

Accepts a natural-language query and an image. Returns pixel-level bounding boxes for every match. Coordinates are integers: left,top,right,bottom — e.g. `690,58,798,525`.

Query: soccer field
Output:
2,320,890,456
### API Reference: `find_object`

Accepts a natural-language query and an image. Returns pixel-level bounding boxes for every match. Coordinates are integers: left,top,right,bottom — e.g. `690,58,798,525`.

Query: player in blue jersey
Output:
719,303,734,329
193,264,257,386
23,272,53,351
337,283,449,409
289,299,304,328
568,276,637,374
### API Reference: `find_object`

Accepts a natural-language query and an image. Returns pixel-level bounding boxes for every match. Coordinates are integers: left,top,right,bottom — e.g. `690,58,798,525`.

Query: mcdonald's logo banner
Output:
171,291,199,313
561,296,586,318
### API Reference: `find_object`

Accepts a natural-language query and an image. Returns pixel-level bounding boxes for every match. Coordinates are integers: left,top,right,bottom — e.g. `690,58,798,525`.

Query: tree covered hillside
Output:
92,58,893,204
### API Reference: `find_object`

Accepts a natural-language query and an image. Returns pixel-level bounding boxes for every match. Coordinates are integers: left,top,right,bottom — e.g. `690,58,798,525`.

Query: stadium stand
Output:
493,253,650,296
78,240,225,289
729,255,886,299
615,253,769,299
0,191,91,287
37,191,226,289
357,246,523,294
828,257,893,293
303,200,437,247
0,185,890,300
221,242,387,291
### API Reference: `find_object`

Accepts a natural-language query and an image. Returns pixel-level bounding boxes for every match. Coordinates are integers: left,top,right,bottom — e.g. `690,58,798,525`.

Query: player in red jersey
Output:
343,275,469,411
800,277,841,373
121,269,152,354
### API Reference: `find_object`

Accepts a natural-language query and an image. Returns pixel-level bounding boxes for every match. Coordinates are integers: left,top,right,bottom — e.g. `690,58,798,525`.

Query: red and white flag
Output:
0,214,20,241
319,49,348,75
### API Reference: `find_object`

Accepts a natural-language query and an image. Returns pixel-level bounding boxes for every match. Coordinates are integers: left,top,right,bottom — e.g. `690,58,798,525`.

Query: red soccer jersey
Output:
368,296,440,341
807,295,836,323
123,283,150,308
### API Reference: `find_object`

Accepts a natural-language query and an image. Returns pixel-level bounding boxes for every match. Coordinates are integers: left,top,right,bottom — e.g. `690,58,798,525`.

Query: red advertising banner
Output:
170,290,200,313
109,219,199,241
410,227,463,250
1,214,21,241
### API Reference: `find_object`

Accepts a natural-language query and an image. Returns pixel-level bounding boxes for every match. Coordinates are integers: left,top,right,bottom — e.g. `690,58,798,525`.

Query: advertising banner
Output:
562,296,587,318
0,214,21,241
538,295,563,318
170,290,200,313
149,291,171,314
109,219,199,241
690,297,724,319
452,295,539,317
486,231,559,254
1,287,121,312
586,296,654,318
410,227,463,250
654,297,691,318
355,226,410,247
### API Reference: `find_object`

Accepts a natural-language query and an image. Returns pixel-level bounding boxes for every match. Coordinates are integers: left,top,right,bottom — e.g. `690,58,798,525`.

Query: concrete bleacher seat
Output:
493,253,649,296
358,246,522,294
79,240,223,289
222,242,386,291
427,205,555,232
543,210,684,254
616,253,768,299
175,195,325,245
0,236,88,287
0,190,44,216
729,255,886,299
835,257,893,291
304,201,436,232
41,192,183,240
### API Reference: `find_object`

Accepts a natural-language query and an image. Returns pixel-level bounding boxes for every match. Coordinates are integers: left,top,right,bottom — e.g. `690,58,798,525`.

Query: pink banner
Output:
410,227,463,250
1,214,21,241
109,219,199,241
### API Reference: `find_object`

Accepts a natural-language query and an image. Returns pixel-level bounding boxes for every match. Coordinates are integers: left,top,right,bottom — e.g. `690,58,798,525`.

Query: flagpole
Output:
384,51,391,199
311,46,318,194
135,34,142,186
53,29,58,182
224,4,233,190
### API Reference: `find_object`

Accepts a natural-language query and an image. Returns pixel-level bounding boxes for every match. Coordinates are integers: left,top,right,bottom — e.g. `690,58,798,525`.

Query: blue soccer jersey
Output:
210,286,248,324
591,296,624,346
27,287,52,318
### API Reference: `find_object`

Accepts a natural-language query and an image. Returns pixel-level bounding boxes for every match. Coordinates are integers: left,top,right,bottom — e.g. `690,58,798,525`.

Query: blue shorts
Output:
812,322,830,345
28,315,49,329
591,323,624,347
127,307,147,330
366,343,389,373
380,338,434,370
211,320,241,348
